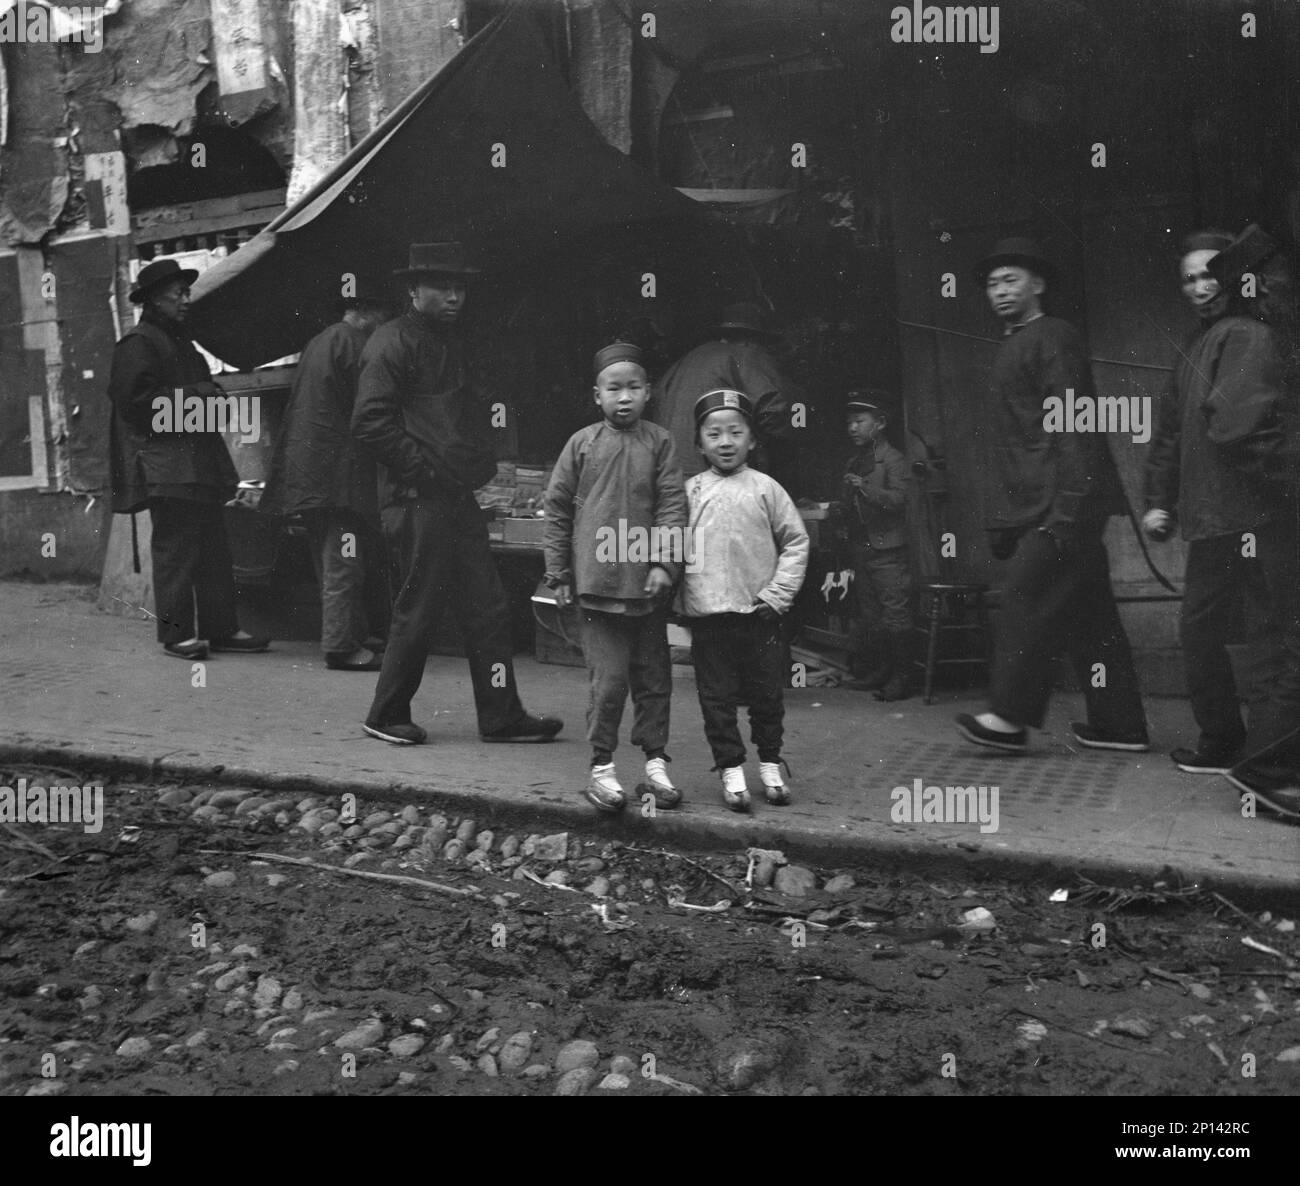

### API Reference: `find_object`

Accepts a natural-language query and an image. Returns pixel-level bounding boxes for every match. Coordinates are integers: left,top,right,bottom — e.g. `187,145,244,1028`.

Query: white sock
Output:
975,712,1021,734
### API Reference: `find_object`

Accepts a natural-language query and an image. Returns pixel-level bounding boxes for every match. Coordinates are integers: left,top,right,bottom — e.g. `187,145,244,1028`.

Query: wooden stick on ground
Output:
242,851,480,899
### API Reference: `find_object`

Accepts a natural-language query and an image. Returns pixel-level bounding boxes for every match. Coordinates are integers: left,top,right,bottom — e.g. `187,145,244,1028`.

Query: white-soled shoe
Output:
720,765,750,813
584,763,626,813
643,757,682,809
758,761,791,805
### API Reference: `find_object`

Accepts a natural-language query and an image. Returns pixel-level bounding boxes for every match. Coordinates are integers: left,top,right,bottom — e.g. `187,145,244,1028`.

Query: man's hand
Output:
989,528,1021,560
752,600,780,622
644,566,672,598
553,583,573,609
1142,508,1173,541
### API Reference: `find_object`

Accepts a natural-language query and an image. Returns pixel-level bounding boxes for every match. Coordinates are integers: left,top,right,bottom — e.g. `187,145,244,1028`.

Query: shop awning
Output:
187,2,699,369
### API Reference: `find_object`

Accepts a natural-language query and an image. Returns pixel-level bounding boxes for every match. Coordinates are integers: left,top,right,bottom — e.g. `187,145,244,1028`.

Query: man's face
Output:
697,408,752,473
147,279,190,325
593,362,649,426
410,278,466,322
846,410,882,447
985,265,1044,322
1257,254,1297,330
1180,249,1225,321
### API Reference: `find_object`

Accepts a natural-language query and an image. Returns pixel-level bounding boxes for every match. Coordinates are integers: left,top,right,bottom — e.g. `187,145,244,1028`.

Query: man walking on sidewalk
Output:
1201,226,1300,819
955,238,1149,755
263,281,392,671
351,242,562,746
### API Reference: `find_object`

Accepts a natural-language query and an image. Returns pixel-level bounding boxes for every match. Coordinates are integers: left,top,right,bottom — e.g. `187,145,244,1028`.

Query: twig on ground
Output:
240,851,479,898
622,845,740,894
1005,1006,1170,1058
519,867,579,893
1,822,58,861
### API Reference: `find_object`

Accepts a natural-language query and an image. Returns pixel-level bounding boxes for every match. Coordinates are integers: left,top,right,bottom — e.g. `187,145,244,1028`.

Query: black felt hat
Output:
129,258,200,304
973,237,1057,286
1207,224,1283,287
394,242,482,278
712,301,782,342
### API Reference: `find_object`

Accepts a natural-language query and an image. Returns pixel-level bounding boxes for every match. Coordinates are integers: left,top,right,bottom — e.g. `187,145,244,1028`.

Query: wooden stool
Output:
913,582,991,704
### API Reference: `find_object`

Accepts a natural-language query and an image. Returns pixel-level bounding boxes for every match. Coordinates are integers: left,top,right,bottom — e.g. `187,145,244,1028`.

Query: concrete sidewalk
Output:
1,582,1295,898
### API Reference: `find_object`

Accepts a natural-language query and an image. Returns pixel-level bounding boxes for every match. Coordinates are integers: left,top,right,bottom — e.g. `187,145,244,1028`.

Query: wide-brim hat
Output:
974,237,1057,286
129,258,200,303
1207,224,1282,287
712,301,782,342
394,242,482,279
694,388,755,424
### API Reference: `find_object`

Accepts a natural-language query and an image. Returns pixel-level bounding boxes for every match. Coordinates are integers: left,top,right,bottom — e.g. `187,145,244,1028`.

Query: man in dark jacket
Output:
955,239,1148,754
1142,229,1282,777
263,284,391,671
106,258,269,660
652,301,798,487
1190,226,1300,819
840,391,915,700
350,242,562,746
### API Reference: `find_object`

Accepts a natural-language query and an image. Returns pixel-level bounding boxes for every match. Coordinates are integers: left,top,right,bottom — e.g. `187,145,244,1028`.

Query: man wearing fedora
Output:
1193,225,1300,819
262,280,393,671
955,238,1148,755
107,257,270,660
653,300,798,484
350,242,562,746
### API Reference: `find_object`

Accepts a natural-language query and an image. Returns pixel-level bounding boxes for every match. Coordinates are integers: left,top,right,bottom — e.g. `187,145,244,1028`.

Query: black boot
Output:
875,631,914,701
845,641,891,691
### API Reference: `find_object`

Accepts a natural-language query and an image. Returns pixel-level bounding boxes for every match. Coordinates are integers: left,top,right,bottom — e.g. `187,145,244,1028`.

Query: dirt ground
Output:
2,763,1299,1098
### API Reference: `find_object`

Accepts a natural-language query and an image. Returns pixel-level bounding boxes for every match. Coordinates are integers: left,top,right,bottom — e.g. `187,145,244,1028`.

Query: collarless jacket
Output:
262,320,376,519
983,316,1127,531
106,314,238,513
350,309,498,509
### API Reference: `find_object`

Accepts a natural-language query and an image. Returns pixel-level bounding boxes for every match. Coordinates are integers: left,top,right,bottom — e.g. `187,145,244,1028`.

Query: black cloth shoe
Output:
1072,722,1150,752
955,712,1028,754
210,634,271,653
163,640,208,660
481,713,564,743
363,721,427,745
1171,746,1239,774
326,649,383,671
1225,768,1300,820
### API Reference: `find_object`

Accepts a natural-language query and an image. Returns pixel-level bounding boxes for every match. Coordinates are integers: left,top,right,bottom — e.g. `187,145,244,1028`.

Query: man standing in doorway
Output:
955,238,1149,755
653,301,798,487
107,257,270,661
263,280,392,671
351,242,562,746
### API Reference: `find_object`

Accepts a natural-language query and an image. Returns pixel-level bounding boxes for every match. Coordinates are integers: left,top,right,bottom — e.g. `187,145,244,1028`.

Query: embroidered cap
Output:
693,388,754,424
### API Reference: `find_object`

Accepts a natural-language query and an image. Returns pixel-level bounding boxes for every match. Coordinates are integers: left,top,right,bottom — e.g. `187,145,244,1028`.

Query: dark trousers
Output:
578,606,671,759
690,612,785,768
365,493,525,733
990,526,1147,733
1220,517,1300,785
850,543,913,651
148,497,239,645
302,508,390,654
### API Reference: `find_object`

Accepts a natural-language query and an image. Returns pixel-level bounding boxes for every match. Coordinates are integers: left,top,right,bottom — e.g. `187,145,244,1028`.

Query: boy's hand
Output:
644,566,672,598
553,583,573,608
752,599,779,622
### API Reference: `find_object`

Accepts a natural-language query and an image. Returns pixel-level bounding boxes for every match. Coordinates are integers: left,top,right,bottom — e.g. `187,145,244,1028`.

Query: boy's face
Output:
846,410,882,447
698,408,752,473
593,362,649,426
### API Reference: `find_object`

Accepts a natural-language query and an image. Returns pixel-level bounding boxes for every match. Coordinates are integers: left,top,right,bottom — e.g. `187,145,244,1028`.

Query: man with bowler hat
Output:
654,300,799,485
106,257,270,660
351,242,562,745
955,238,1148,755
263,278,393,671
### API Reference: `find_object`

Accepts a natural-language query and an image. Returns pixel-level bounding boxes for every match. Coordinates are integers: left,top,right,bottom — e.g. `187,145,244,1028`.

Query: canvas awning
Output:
187,1,700,369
